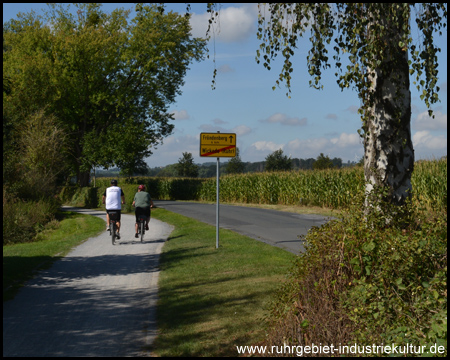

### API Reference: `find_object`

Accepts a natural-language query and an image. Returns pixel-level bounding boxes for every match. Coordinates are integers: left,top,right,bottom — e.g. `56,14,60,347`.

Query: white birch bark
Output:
364,14,414,214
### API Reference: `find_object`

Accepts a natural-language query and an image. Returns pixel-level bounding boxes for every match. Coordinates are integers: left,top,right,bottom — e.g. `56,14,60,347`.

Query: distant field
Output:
91,158,446,213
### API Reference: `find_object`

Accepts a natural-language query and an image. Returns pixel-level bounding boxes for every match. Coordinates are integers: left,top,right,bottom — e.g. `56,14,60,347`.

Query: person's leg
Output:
116,211,121,235
145,208,151,230
106,212,110,230
135,211,139,236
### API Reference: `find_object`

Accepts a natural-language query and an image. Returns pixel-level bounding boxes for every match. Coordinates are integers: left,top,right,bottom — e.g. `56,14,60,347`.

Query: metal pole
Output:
216,156,220,249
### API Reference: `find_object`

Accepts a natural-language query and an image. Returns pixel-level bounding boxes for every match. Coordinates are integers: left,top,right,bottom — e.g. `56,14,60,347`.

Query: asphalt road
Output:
153,200,333,254
3,207,174,357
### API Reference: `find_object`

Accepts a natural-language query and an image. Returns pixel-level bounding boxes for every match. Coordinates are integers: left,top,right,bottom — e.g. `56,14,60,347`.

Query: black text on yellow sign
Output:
200,133,237,157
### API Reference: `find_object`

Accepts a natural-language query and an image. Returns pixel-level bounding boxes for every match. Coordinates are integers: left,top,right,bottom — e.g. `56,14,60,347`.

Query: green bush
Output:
3,188,61,245
264,191,447,356
60,186,99,208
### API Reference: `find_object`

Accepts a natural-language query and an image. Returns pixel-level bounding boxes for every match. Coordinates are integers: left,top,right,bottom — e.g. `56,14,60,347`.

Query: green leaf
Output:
362,241,375,252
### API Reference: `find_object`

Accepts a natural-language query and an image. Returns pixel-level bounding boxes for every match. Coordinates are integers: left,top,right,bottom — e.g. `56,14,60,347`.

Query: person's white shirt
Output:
105,186,123,210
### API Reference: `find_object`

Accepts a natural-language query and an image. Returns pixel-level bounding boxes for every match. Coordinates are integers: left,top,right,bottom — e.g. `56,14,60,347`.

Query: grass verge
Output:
3,211,105,302
150,208,297,357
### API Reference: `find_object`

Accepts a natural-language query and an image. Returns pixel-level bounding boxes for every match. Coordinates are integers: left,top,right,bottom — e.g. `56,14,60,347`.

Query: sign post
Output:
216,156,219,249
200,132,236,248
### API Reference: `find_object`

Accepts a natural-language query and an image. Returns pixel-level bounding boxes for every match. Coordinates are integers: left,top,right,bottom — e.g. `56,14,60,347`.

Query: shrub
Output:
3,188,61,245
263,191,447,356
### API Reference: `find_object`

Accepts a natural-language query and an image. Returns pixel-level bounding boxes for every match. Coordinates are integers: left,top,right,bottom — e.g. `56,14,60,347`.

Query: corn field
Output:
200,158,447,212
411,158,447,212
89,158,446,213
199,167,365,209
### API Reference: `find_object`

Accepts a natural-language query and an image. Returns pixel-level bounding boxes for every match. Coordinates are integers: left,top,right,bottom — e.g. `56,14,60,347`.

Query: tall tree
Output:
313,153,334,170
3,3,206,186
176,152,199,178
265,149,292,172
202,3,446,217
226,148,245,174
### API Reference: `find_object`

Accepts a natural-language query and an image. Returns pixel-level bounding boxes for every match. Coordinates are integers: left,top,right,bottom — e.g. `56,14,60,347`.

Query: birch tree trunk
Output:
364,12,414,217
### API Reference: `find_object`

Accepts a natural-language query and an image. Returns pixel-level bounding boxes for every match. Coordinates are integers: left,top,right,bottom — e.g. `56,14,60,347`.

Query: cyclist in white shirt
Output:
102,179,125,238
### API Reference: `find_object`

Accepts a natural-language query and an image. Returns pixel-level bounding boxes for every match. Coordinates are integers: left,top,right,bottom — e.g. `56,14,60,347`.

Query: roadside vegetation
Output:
150,208,296,356
3,211,105,301
262,191,447,357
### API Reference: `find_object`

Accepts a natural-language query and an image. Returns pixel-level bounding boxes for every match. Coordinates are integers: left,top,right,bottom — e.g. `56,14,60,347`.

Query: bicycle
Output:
136,214,146,243
108,210,120,245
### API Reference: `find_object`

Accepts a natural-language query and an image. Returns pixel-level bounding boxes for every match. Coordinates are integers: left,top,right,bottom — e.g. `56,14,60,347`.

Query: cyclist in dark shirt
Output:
132,184,153,238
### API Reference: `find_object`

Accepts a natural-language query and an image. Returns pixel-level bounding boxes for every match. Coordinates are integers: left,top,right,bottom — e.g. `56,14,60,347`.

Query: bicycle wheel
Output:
140,221,145,242
111,221,116,245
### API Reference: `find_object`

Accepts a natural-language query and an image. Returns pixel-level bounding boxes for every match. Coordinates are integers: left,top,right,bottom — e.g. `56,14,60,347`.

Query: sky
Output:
3,3,447,168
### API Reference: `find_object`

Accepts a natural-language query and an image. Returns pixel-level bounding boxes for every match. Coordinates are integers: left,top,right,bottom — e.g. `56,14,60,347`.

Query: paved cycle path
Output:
3,207,174,357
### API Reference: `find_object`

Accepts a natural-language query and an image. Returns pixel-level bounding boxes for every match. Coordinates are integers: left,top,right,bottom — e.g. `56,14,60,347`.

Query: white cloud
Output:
345,105,359,114
330,132,361,147
171,110,190,120
413,110,447,131
413,130,447,150
189,5,256,43
213,118,227,125
242,140,284,162
260,113,308,126
199,124,228,132
251,141,283,152
285,138,330,154
217,64,234,73
232,125,252,136
242,135,364,163
283,134,363,161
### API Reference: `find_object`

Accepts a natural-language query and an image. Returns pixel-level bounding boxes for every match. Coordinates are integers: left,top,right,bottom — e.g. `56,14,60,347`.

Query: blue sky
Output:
4,3,447,167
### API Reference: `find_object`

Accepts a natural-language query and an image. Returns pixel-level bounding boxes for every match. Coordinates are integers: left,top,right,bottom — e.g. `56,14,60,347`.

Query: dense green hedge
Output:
94,177,204,201
60,177,205,212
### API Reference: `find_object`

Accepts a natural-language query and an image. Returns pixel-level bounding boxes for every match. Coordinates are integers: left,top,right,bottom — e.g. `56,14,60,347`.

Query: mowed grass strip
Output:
151,208,296,357
3,211,105,301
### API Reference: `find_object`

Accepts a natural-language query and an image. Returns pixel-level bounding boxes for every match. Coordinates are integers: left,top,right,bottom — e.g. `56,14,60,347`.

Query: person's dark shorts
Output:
106,209,121,221
135,206,151,222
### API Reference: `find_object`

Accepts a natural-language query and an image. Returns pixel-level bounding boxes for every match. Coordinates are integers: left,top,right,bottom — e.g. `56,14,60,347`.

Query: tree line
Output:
170,149,353,178
95,149,359,179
